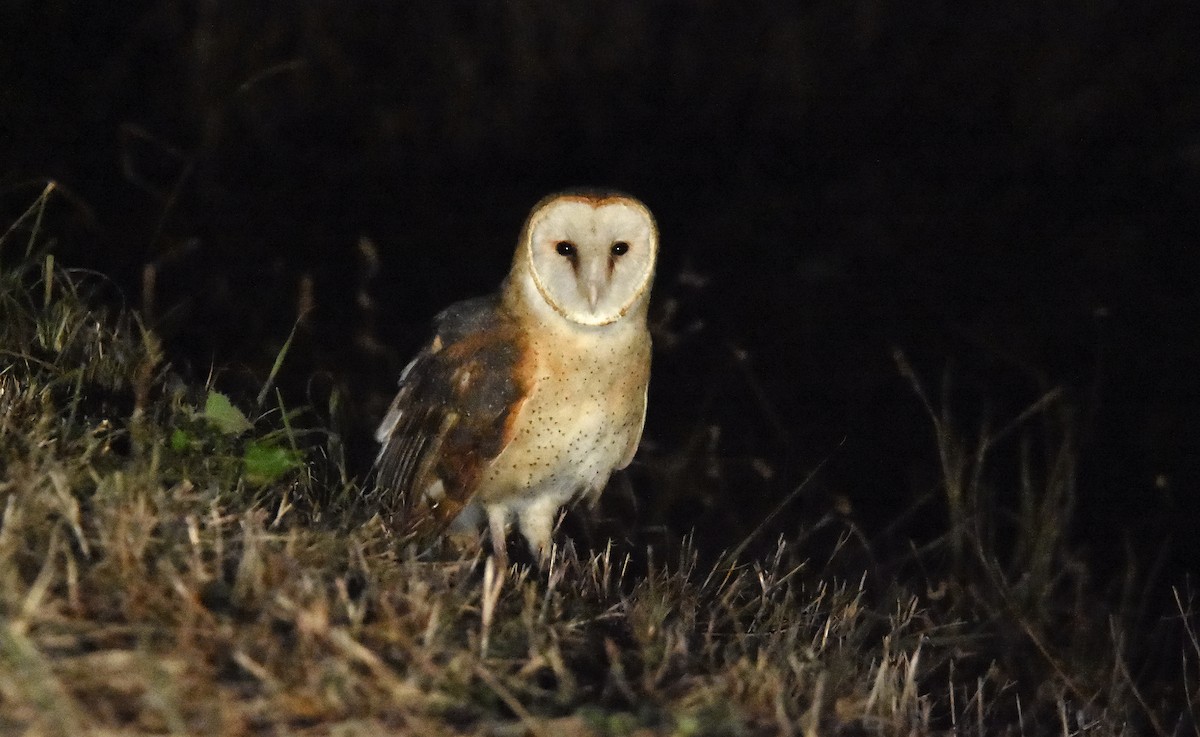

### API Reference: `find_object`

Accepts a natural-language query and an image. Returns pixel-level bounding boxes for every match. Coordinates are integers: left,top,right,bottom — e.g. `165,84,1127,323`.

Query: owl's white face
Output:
520,194,658,327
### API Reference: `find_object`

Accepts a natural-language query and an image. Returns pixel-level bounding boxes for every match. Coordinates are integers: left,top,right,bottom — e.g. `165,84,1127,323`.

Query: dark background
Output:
3,2,1197,582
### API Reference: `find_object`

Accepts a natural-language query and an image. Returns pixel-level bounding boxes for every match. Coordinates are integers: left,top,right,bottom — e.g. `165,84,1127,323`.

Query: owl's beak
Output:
580,260,607,312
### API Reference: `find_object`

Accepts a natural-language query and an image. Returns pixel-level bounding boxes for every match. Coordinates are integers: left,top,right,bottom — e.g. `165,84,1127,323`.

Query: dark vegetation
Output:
2,2,1198,734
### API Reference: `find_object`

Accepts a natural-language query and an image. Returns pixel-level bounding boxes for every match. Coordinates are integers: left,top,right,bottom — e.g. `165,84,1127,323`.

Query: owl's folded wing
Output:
372,295,530,545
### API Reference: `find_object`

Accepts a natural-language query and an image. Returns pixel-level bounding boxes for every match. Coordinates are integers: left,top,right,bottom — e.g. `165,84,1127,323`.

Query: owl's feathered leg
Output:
486,505,510,570
516,495,562,565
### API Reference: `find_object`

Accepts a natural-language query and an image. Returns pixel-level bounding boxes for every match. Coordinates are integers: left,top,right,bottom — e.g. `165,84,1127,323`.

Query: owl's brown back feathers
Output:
373,295,532,545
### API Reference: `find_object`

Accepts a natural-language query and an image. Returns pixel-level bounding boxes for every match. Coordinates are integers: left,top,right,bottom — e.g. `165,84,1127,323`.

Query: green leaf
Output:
169,427,194,452
242,441,304,486
203,391,253,436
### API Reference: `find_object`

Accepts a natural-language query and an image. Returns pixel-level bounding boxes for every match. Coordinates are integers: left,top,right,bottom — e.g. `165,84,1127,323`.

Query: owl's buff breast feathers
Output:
476,294,651,505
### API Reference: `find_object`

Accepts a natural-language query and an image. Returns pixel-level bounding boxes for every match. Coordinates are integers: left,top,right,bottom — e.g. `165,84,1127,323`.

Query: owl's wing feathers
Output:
616,385,649,471
373,295,531,544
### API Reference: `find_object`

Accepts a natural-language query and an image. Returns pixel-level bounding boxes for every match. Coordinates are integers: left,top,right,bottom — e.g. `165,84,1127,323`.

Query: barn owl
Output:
373,190,657,564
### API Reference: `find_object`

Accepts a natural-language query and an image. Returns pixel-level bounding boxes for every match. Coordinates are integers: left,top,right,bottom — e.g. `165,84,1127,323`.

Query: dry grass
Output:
0,189,1193,736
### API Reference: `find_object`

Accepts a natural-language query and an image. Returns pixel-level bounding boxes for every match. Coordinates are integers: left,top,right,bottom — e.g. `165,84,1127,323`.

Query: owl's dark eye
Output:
611,241,629,256
555,241,576,257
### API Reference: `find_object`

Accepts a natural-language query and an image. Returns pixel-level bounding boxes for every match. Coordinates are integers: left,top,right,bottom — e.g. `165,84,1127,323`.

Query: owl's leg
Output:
516,495,561,564
486,505,510,569
589,472,620,508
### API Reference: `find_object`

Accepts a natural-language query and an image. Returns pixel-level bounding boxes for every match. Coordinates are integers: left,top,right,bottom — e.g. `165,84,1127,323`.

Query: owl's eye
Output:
555,241,576,257
611,241,630,256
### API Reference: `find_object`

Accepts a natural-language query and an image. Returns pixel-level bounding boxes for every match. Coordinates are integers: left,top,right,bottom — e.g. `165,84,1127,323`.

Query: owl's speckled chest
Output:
477,322,650,505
